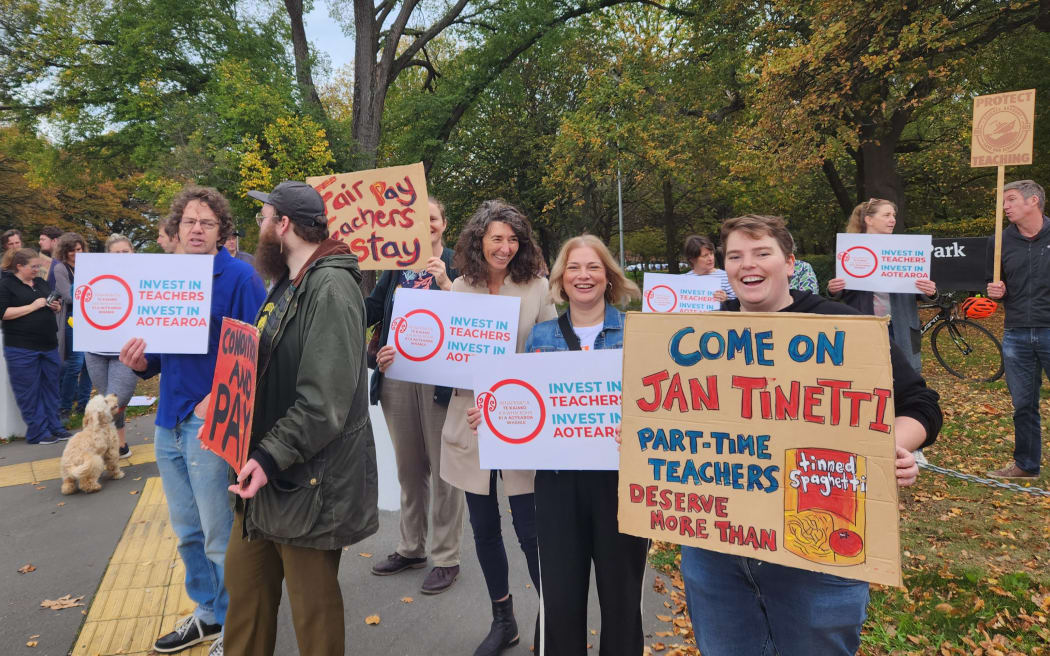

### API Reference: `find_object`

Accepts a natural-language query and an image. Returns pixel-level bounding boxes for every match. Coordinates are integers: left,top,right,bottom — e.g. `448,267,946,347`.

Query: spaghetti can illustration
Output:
783,448,867,566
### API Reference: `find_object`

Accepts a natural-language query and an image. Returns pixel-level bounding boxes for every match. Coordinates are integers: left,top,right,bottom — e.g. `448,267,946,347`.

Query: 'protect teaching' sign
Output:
642,273,721,313
383,288,521,389
72,253,213,354
308,163,431,270
617,312,902,586
835,234,932,294
475,350,622,470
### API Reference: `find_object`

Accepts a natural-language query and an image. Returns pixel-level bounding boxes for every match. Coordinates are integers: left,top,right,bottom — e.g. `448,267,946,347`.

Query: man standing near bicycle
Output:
987,179,1049,480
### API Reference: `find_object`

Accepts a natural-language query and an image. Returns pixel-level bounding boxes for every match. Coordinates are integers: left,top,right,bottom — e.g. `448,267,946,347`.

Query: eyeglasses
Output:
180,218,220,230
255,212,278,227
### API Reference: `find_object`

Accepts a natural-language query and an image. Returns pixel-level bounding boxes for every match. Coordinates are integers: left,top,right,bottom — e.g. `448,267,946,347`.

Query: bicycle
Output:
919,294,1004,382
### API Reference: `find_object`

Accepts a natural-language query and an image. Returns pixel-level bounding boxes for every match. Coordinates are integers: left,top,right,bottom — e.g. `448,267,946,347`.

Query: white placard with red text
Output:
384,287,521,389
834,234,932,294
642,273,721,313
475,350,623,470
72,253,214,354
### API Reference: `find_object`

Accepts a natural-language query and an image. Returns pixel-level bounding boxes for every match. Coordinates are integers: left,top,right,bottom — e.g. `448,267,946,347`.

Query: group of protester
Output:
0,176,1045,656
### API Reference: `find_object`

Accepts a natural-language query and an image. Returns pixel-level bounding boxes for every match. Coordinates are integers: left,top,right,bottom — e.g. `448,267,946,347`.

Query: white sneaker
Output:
208,637,223,656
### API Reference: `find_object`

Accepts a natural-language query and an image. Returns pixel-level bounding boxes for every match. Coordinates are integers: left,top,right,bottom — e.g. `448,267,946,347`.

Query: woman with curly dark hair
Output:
440,200,555,656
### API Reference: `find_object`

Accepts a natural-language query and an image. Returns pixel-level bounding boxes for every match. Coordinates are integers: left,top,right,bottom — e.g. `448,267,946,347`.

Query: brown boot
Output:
987,463,1037,479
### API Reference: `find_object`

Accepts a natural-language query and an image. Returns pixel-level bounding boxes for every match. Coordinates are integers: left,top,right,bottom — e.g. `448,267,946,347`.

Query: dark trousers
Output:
535,470,648,656
464,470,540,600
59,324,91,413
223,511,344,656
1002,328,1050,473
4,346,62,443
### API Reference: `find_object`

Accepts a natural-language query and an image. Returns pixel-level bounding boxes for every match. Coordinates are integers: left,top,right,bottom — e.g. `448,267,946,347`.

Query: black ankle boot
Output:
473,595,519,656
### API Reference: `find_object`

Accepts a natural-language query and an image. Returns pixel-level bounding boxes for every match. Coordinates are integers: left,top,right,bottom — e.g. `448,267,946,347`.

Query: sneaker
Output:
207,637,223,656
153,615,222,653
119,444,131,458
35,436,59,445
52,428,73,441
987,463,1038,479
421,565,460,595
371,552,427,576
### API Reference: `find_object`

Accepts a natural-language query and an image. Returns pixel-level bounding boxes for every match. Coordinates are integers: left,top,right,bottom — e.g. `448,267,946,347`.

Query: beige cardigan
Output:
439,274,557,496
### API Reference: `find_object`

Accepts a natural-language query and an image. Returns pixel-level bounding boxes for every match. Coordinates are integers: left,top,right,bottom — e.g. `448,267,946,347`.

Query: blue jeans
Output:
681,548,869,656
4,346,63,443
155,413,233,626
1001,328,1050,473
59,324,92,414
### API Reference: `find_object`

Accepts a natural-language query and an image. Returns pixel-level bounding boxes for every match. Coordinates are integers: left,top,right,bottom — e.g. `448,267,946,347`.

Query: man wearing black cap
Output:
223,229,254,266
222,181,379,656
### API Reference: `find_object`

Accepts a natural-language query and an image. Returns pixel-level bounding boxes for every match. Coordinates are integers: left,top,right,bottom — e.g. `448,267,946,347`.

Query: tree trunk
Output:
284,0,324,117
662,178,680,274
822,159,853,220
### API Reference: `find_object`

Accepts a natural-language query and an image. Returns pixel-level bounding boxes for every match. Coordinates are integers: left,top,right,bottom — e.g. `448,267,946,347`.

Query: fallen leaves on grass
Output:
40,594,84,610
17,564,35,574
364,614,380,625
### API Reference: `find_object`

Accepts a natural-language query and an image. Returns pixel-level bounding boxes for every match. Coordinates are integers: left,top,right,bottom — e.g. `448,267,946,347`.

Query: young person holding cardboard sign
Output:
680,215,942,656
986,180,1050,479
827,199,938,373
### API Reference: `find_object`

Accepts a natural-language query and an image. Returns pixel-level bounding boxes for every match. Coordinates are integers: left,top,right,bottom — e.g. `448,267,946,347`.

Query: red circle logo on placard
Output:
481,379,546,445
645,285,678,312
79,275,134,331
392,309,445,361
839,246,878,278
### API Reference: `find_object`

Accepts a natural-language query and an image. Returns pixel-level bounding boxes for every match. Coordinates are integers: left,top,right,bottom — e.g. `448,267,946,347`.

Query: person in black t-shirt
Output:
0,248,70,444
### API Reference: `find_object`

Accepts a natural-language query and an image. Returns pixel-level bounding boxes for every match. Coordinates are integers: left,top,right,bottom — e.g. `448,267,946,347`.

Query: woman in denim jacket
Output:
472,234,645,655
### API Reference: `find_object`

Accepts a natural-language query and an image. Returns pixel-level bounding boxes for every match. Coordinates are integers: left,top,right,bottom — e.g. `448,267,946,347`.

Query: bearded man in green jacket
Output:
223,181,378,656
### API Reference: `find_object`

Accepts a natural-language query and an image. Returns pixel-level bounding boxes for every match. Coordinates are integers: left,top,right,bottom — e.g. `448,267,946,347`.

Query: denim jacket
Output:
524,303,625,352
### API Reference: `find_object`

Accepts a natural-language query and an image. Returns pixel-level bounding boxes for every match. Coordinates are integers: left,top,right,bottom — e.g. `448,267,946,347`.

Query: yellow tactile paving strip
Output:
71,477,212,656
0,444,156,487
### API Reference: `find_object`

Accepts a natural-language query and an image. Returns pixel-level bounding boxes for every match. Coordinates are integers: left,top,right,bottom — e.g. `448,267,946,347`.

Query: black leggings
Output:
464,471,540,601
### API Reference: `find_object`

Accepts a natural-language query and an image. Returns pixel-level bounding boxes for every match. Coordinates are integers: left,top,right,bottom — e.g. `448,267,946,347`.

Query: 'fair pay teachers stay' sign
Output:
73,253,214,354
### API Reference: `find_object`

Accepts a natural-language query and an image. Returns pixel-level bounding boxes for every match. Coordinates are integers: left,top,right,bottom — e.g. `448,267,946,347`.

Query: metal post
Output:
617,162,625,269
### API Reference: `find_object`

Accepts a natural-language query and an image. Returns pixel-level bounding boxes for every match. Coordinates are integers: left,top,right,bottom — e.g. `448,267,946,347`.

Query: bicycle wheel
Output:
930,318,1005,382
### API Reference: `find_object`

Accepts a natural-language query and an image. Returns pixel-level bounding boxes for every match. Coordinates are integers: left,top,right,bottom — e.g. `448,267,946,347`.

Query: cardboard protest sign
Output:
475,350,622,470
835,234,932,294
930,237,989,291
970,90,1035,168
642,273,721,313
617,312,902,586
72,254,213,354
384,288,521,389
307,163,430,270
199,318,259,472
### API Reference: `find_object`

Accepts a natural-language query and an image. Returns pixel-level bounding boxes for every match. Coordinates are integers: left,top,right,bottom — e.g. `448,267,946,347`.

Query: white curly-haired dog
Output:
60,394,124,494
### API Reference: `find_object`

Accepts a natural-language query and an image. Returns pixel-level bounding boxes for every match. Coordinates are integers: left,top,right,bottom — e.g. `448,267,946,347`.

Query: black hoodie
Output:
724,290,942,448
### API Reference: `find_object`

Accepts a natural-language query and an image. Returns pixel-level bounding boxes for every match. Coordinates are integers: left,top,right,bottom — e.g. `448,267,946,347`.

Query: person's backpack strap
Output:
558,311,582,352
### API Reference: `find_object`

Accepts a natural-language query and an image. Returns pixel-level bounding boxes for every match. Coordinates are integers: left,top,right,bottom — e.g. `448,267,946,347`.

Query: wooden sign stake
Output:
993,165,1005,283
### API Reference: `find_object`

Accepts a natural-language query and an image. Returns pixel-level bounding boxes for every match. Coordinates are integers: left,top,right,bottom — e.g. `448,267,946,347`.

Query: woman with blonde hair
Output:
827,199,936,372
469,234,646,655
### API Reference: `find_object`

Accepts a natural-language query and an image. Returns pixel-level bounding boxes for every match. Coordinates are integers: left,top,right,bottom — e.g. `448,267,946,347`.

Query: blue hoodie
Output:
139,248,266,429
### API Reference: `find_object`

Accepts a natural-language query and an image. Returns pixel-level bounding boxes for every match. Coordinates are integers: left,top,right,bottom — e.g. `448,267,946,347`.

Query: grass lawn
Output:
645,310,1050,656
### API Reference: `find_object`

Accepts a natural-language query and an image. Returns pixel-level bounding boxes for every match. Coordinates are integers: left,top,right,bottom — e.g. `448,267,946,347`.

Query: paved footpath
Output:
0,405,684,656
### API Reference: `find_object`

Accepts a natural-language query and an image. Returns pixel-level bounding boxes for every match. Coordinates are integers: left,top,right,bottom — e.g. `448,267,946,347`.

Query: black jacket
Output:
364,247,458,405
986,216,1050,329
725,290,942,448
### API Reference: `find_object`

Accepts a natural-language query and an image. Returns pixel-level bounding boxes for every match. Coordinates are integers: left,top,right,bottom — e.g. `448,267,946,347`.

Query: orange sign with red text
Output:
200,318,259,472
